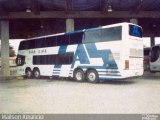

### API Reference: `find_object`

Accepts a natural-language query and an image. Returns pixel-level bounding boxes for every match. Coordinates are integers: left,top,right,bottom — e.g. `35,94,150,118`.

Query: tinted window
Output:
19,37,58,50
29,40,36,49
19,41,30,50
129,25,142,38
101,26,122,42
18,41,24,50
57,35,69,46
56,54,73,64
45,36,57,47
70,32,83,44
84,26,122,43
35,38,46,48
85,29,101,43
18,32,83,50
151,46,160,62
33,53,73,65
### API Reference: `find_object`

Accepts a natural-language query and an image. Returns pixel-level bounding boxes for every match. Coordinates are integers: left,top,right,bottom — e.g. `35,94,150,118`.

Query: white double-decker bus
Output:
16,22,143,83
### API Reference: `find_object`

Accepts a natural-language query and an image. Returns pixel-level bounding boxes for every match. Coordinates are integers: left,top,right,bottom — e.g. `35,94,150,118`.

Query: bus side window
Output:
57,35,69,46
101,26,122,42
84,29,101,43
70,32,83,44
19,41,30,50
36,38,46,48
151,46,160,62
29,40,36,49
56,54,73,64
33,54,73,65
46,36,57,47
19,41,24,50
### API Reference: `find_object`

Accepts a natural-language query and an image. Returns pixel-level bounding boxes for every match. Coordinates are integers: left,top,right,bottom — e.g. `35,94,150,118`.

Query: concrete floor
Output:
0,72,160,114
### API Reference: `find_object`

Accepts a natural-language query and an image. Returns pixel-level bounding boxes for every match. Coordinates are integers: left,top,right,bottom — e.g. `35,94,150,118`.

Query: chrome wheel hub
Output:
76,72,82,81
88,73,96,81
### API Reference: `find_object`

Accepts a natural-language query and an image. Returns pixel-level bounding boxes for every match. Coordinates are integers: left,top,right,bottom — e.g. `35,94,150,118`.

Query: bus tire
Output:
33,68,41,79
25,68,32,79
73,69,85,82
86,69,99,83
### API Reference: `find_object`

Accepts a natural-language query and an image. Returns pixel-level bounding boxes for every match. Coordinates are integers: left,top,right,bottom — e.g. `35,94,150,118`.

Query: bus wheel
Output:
86,69,99,83
33,68,41,79
25,68,32,79
73,69,85,82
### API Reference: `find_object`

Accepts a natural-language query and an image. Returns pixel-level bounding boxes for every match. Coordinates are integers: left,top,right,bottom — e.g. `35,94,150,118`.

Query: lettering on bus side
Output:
29,49,47,54
29,50,36,54
38,49,47,54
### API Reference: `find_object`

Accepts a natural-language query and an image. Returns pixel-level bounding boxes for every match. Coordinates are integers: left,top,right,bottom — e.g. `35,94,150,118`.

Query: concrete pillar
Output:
66,19,74,32
151,36,155,47
130,18,138,24
0,20,10,78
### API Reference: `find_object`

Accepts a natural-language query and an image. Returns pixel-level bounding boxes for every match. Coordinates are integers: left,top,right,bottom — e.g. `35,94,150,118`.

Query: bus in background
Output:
150,44,160,72
16,22,143,83
0,57,17,67
143,47,151,71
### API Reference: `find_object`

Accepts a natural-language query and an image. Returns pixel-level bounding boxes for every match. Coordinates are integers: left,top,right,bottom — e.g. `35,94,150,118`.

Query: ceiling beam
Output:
0,11,160,19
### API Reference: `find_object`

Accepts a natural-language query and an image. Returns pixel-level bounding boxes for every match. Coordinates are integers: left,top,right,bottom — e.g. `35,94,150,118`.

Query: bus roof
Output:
22,22,140,41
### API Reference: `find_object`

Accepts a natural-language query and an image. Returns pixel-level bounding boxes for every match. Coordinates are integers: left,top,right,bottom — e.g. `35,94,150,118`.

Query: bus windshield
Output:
151,46,160,62
129,25,142,38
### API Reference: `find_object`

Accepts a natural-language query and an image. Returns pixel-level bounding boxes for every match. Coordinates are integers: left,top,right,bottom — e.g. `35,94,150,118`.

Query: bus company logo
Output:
142,114,159,120
29,49,47,54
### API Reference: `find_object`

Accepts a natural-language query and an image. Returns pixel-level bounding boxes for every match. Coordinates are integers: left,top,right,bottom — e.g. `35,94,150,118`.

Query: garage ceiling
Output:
0,0,160,12
0,0,160,38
